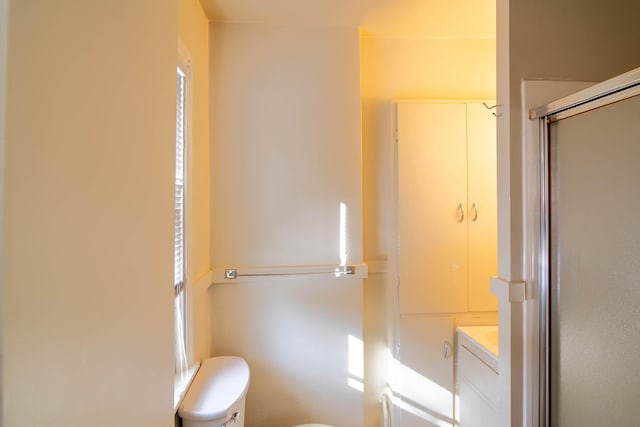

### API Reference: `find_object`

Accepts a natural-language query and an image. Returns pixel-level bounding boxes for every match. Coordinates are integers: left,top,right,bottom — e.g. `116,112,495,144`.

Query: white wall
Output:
178,0,212,365
211,277,363,427
360,34,496,427
209,23,363,427
209,23,362,268
496,0,640,425
2,2,177,426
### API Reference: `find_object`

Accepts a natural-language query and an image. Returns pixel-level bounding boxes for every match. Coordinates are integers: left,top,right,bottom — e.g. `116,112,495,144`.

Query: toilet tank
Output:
179,356,250,427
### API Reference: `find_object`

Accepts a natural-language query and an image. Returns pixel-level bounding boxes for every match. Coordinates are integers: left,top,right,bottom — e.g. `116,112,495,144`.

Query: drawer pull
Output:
443,341,452,359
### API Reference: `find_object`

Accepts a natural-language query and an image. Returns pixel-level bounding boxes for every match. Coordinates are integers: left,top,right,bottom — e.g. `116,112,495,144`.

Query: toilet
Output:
179,356,334,427
179,356,250,427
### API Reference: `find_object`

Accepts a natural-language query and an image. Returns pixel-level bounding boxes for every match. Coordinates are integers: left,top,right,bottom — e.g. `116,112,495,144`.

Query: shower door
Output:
534,68,640,426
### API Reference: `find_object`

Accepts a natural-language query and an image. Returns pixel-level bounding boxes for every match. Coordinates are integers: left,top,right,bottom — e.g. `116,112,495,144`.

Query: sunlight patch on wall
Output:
335,202,351,277
340,202,347,266
348,334,364,392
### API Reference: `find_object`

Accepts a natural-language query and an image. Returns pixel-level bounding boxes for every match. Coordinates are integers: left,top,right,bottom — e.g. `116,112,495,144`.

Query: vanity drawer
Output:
457,345,499,409
459,376,499,427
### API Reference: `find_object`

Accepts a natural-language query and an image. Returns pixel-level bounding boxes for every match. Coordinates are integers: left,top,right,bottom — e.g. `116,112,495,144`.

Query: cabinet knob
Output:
456,203,465,223
471,202,479,222
443,341,452,359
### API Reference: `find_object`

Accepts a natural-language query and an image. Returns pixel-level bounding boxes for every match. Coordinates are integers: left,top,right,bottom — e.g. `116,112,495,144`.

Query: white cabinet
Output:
395,102,497,315
397,317,455,427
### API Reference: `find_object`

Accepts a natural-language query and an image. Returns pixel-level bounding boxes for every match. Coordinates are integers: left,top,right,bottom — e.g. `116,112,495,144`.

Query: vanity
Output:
456,326,499,427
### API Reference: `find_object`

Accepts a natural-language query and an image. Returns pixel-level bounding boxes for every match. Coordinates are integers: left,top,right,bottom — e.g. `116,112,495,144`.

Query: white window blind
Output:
175,67,186,292
175,66,188,375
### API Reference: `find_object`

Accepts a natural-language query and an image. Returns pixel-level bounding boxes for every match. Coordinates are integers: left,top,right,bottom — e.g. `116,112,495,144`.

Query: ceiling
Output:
199,0,495,38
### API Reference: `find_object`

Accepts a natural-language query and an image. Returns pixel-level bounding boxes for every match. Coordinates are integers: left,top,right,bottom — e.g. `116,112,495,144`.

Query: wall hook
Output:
483,102,503,117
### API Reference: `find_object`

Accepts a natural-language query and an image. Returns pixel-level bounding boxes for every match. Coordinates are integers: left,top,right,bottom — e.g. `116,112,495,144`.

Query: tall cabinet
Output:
393,101,497,427
395,101,497,315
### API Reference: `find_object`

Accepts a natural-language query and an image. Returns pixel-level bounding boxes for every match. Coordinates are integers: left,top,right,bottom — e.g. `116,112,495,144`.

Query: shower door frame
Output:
530,67,640,427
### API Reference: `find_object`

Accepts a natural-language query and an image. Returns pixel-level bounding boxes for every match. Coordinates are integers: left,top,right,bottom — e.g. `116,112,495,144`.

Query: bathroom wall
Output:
0,0,7,420
208,23,363,427
2,1,177,426
360,34,496,427
178,0,212,364
495,0,640,425
209,23,363,269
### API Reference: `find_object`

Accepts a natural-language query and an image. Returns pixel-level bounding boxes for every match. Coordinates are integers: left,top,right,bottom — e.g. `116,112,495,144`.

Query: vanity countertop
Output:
457,325,499,372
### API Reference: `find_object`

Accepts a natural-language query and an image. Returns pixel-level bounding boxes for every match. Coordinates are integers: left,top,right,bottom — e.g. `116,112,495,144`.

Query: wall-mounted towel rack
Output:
211,263,368,284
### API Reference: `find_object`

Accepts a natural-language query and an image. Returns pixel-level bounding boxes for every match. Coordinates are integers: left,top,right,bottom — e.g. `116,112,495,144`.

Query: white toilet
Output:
179,356,334,427
179,356,250,427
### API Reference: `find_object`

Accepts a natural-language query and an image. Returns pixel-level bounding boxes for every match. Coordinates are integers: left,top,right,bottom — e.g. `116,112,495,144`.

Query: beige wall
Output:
178,0,211,365
2,1,176,426
0,0,7,421
360,34,496,427
497,0,640,281
208,23,364,427
496,0,640,426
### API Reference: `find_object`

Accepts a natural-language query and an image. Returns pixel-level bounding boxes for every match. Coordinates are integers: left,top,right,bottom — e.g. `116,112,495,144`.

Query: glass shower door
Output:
548,93,640,425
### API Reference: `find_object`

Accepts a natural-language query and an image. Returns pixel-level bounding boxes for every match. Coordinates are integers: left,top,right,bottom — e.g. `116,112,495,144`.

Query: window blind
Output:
175,68,186,292
175,66,188,375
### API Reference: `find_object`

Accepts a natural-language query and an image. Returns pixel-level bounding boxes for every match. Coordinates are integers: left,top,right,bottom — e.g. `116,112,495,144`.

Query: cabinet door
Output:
397,317,454,427
465,103,498,311
397,103,468,315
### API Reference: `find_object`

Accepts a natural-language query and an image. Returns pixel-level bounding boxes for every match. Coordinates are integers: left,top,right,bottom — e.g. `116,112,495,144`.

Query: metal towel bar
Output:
224,265,356,280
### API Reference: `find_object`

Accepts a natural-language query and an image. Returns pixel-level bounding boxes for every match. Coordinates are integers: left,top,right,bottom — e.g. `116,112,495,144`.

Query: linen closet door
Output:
397,103,468,315
466,103,497,312
549,94,640,425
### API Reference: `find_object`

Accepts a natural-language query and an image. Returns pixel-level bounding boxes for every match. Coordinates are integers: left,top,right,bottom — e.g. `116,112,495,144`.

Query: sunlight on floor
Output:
387,349,454,426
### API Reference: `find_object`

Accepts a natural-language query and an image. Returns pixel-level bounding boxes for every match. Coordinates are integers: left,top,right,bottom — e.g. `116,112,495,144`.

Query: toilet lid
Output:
179,356,250,421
